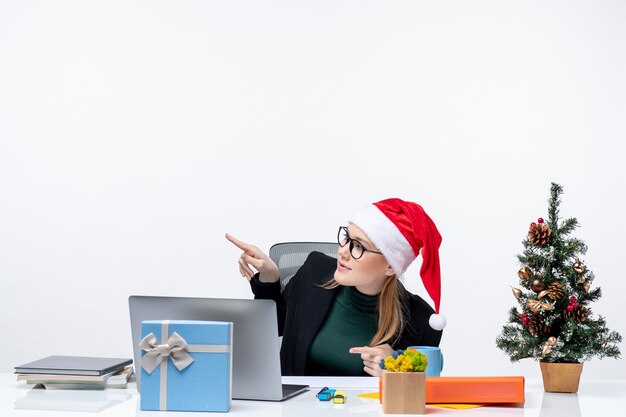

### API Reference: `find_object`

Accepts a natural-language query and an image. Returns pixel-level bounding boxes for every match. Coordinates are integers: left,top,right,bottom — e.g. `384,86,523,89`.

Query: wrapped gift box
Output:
425,376,525,403
140,320,232,412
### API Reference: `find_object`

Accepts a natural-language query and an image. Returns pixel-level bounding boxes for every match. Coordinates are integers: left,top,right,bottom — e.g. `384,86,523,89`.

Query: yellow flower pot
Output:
381,370,426,414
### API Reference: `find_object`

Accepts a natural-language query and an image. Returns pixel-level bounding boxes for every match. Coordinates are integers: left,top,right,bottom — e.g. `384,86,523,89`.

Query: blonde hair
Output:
320,275,404,347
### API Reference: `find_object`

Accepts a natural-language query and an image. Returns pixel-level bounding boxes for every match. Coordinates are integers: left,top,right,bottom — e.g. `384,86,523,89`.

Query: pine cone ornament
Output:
563,305,589,323
538,282,566,301
528,315,551,336
528,223,552,246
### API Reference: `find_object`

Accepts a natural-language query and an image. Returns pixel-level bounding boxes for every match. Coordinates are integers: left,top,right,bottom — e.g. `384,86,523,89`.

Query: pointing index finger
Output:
349,347,369,355
225,233,254,252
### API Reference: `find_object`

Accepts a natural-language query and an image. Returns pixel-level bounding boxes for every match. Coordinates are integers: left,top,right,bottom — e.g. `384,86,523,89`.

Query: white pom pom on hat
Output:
429,313,447,331
350,198,445,330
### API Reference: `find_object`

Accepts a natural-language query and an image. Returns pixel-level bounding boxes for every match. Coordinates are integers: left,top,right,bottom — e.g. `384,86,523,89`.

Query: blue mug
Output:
409,346,444,377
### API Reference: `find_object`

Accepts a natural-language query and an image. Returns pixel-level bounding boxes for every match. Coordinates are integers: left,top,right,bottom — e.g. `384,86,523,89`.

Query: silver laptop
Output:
128,295,308,401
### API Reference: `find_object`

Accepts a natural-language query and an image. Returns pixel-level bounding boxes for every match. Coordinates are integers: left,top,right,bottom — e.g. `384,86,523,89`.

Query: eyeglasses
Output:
337,226,383,260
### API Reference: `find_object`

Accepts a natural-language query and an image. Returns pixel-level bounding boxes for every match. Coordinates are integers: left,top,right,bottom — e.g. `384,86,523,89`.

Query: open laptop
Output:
128,295,308,401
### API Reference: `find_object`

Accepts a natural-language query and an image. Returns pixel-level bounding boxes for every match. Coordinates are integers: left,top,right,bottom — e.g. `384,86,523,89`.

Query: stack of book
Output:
15,355,133,390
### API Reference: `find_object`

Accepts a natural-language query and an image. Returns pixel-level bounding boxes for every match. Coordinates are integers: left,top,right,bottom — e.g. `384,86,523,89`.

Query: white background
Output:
1,0,625,379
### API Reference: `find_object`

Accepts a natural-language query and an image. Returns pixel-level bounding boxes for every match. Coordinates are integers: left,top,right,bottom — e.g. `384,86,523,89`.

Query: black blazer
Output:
250,251,442,375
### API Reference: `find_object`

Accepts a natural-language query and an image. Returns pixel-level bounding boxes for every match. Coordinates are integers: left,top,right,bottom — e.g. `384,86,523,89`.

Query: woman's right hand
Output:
225,233,279,283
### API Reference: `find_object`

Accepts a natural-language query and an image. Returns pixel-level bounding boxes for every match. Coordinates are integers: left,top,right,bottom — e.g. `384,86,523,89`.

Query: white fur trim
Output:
349,204,415,276
429,314,447,330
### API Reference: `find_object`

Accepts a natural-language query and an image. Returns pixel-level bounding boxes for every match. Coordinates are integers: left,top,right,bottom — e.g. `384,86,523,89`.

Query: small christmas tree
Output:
496,183,622,363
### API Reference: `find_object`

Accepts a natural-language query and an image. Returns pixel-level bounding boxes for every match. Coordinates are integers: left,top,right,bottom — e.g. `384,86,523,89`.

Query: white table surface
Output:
2,373,626,417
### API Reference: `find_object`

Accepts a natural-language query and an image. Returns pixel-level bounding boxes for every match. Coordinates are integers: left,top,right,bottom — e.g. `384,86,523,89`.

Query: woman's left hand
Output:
349,344,394,377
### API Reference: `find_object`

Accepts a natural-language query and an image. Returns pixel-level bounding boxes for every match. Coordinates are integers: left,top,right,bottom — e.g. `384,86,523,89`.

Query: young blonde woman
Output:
226,198,445,376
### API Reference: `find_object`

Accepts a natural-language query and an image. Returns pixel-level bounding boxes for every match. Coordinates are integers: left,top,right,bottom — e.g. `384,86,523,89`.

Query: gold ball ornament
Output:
511,287,523,299
573,258,587,274
583,281,590,292
542,343,553,355
531,279,546,293
547,336,557,346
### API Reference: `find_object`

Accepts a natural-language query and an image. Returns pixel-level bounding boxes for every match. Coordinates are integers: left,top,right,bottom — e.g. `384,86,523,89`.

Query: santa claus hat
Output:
350,198,445,330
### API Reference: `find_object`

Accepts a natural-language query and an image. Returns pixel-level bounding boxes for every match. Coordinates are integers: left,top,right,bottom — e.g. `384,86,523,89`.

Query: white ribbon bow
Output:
139,331,194,374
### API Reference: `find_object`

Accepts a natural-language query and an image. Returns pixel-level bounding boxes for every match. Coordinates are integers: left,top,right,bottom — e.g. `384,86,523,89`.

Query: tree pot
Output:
539,361,583,393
